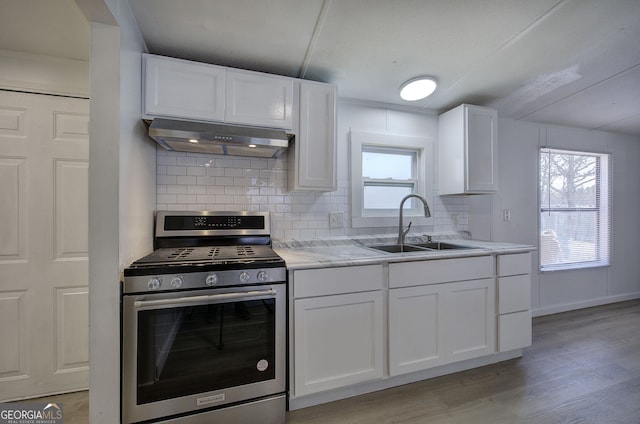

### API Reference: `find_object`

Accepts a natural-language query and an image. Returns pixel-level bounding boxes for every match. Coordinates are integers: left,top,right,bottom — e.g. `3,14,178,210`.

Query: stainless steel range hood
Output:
147,118,291,158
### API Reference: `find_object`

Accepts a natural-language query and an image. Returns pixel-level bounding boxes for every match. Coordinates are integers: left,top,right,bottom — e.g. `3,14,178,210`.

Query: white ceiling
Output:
2,0,639,137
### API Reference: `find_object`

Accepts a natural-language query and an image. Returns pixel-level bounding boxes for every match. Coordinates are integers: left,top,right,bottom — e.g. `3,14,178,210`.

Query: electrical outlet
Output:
329,212,343,228
503,209,511,222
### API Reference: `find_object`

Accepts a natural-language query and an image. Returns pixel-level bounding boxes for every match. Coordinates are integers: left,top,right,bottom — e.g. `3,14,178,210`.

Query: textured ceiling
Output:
1,0,638,137
128,0,640,137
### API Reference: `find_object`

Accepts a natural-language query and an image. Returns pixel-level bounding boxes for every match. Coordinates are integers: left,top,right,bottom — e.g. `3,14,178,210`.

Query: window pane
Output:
364,184,413,209
539,148,610,271
540,211,600,266
540,151,598,208
362,150,414,179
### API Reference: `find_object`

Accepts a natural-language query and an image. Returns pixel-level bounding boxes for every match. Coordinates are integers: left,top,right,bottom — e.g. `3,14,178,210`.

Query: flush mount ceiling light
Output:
400,76,438,101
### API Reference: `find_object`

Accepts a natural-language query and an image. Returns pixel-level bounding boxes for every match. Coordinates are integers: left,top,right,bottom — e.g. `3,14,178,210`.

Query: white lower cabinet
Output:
498,310,532,352
446,278,496,363
496,253,532,352
291,265,383,397
289,252,532,403
389,284,446,375
388,256,495,376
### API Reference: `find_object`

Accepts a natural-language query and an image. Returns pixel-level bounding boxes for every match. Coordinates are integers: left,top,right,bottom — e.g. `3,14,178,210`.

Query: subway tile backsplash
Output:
156,149,468,241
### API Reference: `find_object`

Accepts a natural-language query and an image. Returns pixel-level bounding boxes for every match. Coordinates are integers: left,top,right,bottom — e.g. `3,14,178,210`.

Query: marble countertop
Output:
273,233,536,270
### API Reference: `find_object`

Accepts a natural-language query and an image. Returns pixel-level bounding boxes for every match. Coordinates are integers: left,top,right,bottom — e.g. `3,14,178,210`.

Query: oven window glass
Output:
136,298,276,404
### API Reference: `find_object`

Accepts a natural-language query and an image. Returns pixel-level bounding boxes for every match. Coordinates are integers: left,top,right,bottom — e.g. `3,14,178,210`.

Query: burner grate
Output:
165,247,220,261
235,246,255,257
167,248,194,260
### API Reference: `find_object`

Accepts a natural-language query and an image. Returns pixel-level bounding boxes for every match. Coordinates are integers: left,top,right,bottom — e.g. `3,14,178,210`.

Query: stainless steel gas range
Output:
121,211,286,424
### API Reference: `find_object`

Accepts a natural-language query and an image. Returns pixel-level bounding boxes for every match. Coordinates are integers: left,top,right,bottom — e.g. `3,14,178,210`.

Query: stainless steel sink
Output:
367,244,430,253
367,242,473,253
408,242,473,250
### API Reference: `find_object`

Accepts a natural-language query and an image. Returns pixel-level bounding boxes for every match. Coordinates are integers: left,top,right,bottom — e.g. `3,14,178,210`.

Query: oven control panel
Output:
166,214,264,230
155,211,271,238
124,267,286,294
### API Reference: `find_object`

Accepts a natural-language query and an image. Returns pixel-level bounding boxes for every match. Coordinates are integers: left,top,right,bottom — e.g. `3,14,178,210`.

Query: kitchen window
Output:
539,148,610,271
351,131,433,228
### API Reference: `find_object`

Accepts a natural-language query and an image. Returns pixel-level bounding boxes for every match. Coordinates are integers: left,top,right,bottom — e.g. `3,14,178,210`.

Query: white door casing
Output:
0,91,89,400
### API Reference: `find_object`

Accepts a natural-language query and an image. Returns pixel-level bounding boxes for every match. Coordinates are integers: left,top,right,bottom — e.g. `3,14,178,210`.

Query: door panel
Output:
54,160,88,258
0,291,27,377
0,91,89,400
0,158,26,258
55,287,90,372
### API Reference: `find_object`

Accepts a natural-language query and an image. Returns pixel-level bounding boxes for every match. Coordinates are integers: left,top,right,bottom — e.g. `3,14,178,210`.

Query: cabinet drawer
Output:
293,265,383,298
389,256,493,288
498,310,532,352
497,252,531,276
498,274,531,314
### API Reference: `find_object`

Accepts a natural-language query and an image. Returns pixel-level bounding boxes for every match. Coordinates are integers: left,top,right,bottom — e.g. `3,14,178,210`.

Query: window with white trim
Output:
539,148,610,271
363,146,418,213
351,131,433,228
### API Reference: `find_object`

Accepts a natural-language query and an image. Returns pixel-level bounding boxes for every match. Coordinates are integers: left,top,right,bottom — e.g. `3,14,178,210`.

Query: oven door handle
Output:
133,288,277,310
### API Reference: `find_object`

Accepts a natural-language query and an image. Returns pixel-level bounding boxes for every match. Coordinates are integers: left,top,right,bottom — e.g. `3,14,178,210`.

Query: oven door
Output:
122,283,286,424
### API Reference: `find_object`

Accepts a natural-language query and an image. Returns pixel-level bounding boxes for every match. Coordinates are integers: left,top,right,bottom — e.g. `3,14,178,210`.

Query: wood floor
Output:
33,300,640,423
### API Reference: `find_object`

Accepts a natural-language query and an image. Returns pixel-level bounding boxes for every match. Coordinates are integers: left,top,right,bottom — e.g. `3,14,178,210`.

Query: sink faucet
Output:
397,194,431,245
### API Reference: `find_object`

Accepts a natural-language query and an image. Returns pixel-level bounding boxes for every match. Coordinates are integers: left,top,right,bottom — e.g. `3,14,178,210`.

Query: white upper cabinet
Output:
143,54,225,122
142,54,294,130
289,80,337,191
143,54,337,190
225,70,294,130
438,104,498,195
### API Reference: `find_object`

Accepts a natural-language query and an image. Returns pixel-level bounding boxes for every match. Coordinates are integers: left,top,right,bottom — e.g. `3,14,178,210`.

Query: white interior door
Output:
0,91,89,400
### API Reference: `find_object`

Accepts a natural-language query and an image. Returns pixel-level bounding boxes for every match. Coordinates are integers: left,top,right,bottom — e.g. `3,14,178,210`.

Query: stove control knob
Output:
257,271,269,282
239,271,251,284
170,276,184,289
147,277,161,291
205,273,218,287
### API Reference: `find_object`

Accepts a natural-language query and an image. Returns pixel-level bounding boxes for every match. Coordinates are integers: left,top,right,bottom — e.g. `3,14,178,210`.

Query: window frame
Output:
538,147,611,272
351,130,434,228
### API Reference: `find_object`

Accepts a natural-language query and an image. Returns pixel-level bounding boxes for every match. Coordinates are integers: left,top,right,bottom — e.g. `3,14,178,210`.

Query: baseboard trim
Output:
532,292,640,317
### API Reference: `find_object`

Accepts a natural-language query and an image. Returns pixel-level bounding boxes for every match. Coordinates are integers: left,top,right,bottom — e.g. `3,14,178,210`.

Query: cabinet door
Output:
389,285,446,376
293,81,337,191
143,54,225,121
225,70,294,129
465,105,497,192
293,291,383,396
445,278,496,363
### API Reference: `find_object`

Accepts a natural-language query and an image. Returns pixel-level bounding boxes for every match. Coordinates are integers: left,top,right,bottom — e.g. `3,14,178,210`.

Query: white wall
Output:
81,0,155,422
0,49,89,97
157,99,469,240
470,118,640,315
87,20,120,424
